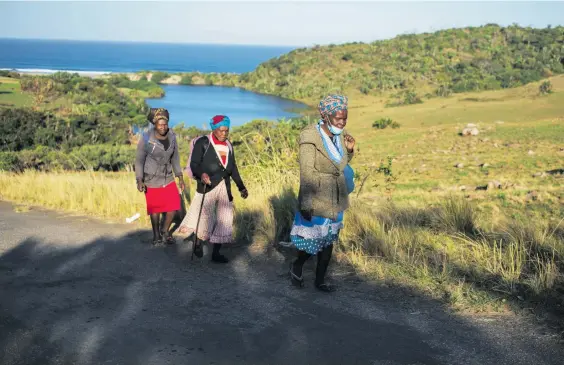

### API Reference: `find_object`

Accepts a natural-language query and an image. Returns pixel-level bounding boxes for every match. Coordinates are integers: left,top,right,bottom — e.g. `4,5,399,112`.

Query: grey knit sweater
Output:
135,129,182,188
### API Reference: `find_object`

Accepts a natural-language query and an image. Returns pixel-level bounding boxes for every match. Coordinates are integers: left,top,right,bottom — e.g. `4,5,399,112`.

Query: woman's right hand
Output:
300,210,313,221
201,173,212,185
137,181,146,192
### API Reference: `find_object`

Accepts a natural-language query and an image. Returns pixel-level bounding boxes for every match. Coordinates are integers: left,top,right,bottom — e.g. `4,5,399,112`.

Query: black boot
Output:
315,245,336,292
290,250,311,288
150,214,163,246
211,243,229,263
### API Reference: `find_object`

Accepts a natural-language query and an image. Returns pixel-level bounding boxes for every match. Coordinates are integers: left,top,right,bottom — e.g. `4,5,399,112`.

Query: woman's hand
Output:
201,173,212,185
240,189,249,199
137,181,146,192
344,134,356,152
177,176,186,192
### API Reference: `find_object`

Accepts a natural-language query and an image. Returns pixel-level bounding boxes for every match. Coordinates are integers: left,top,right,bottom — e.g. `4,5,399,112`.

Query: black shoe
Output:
211,253,229,264
161,231,176,245
315,283,336,293
193,241,204,258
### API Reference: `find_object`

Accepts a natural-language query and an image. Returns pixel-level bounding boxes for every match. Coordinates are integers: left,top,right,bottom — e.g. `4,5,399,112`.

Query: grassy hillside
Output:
1,76,563,320
166,25,564,105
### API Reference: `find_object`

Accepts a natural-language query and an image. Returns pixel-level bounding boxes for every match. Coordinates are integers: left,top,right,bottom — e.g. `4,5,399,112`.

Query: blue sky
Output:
0,1,562,46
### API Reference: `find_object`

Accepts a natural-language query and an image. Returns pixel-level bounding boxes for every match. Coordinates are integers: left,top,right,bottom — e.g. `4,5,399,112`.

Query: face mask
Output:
327,123,344,135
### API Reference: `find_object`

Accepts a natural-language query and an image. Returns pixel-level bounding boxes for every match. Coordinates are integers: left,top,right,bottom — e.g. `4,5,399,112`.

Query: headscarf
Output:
147,108,169,125
210,115,231,131
318,94,348,121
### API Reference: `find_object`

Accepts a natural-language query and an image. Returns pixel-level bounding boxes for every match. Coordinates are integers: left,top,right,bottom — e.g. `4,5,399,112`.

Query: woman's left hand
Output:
177,177,186,192
240,189,249,199
344,134,355,152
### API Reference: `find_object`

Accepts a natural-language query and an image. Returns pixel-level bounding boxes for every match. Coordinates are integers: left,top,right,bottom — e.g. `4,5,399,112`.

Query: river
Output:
146,85,308,128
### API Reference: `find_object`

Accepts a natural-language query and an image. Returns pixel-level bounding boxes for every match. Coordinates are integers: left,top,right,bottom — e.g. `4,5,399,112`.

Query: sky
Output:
0,1,563,46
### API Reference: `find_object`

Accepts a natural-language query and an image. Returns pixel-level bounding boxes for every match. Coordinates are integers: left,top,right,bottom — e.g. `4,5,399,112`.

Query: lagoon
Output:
146,85,309,128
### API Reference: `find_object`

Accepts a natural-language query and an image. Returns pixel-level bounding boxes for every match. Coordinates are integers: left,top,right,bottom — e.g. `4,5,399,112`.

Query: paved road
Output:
1,201,563,365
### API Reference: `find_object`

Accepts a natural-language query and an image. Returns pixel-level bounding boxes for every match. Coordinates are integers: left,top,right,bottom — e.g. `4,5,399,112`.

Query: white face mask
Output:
327,123,344,135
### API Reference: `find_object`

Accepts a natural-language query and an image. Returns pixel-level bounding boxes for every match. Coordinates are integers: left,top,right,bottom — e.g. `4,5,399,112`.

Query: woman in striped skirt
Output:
179,115,248,263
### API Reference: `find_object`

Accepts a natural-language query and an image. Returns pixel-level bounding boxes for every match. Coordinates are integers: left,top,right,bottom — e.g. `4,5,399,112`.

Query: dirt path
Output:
1,201,562,365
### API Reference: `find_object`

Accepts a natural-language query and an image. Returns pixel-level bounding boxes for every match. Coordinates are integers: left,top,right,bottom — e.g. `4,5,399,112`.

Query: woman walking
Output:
135,108,185,246
179,115,248,263
289,95,355,292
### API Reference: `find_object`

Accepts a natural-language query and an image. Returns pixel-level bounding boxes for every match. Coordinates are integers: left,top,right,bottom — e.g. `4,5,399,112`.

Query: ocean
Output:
0,38,307,126
0,38,294,74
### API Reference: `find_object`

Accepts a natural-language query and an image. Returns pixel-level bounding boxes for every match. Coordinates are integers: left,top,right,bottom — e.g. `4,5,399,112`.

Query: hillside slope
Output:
241,24,564,101
160,25,564,105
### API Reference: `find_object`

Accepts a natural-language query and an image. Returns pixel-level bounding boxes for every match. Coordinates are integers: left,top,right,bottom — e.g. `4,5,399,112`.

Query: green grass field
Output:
0,77,32,107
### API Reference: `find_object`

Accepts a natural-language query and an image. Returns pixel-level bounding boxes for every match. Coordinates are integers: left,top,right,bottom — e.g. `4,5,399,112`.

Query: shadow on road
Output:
0,225,562,364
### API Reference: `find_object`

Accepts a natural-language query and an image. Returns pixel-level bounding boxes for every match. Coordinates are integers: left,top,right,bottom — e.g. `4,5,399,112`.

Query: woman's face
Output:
155,118,169,136
213,126,229,142
327,109,348,129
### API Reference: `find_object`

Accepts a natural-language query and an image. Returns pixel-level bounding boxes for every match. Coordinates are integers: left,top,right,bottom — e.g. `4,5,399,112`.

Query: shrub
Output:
403,90,423,105
436,85,453,97
539,81,553,95
150,71,169,84
180,74,193,85
341,53,353,61
373,118,393,129
0,152,21,172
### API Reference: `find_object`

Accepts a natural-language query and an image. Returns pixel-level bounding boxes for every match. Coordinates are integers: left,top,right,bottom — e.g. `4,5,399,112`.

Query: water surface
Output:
147,85,308,128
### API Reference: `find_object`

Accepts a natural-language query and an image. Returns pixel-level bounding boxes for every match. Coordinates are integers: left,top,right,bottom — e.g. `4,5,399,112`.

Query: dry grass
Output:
1,169,562,315
0,76,563,316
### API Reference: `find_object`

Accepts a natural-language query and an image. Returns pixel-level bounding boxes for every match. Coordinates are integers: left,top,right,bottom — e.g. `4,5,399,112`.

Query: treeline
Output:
0,110,315,172
237,25,564,101
0,72,167,171
146,25,563,103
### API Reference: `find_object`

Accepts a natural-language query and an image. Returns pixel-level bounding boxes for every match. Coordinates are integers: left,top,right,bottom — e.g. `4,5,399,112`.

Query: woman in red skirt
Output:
135,108,185,246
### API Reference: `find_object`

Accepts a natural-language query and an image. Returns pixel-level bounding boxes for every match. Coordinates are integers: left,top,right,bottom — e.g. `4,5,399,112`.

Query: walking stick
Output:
191,183,208,261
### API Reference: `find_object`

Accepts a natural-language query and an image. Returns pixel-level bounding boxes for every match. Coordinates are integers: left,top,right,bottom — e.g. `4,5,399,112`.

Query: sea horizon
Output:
0,37,303,48
0,38,296,74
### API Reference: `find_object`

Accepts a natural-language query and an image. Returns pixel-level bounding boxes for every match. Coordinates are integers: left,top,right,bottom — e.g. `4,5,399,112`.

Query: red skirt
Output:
145,181,181,214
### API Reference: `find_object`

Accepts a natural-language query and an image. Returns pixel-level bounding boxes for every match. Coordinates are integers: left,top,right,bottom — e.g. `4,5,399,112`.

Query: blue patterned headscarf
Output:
210,115,231,131
318,94,348,121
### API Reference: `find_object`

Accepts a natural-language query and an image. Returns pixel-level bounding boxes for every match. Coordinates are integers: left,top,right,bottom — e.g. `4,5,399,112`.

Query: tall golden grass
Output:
1,169,562,312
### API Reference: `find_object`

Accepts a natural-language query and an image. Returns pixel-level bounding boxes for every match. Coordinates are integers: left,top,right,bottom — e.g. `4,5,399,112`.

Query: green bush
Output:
150,71,169,84
373,118,393,129
0,70,20,79
180,74,193,85
539,81,553,95
403,91,422,105
435,85,453,97
0,152,21,172
359,86,371,95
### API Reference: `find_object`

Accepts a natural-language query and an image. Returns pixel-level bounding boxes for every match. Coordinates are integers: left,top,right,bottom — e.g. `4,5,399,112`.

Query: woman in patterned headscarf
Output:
135,108,185,246
288,94,355,292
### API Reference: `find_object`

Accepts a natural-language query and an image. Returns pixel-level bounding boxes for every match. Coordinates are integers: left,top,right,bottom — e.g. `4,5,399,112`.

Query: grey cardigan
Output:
135,129,182,188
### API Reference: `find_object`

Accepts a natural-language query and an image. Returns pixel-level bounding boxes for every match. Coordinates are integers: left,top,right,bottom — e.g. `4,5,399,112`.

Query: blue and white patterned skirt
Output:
290,211,344,255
